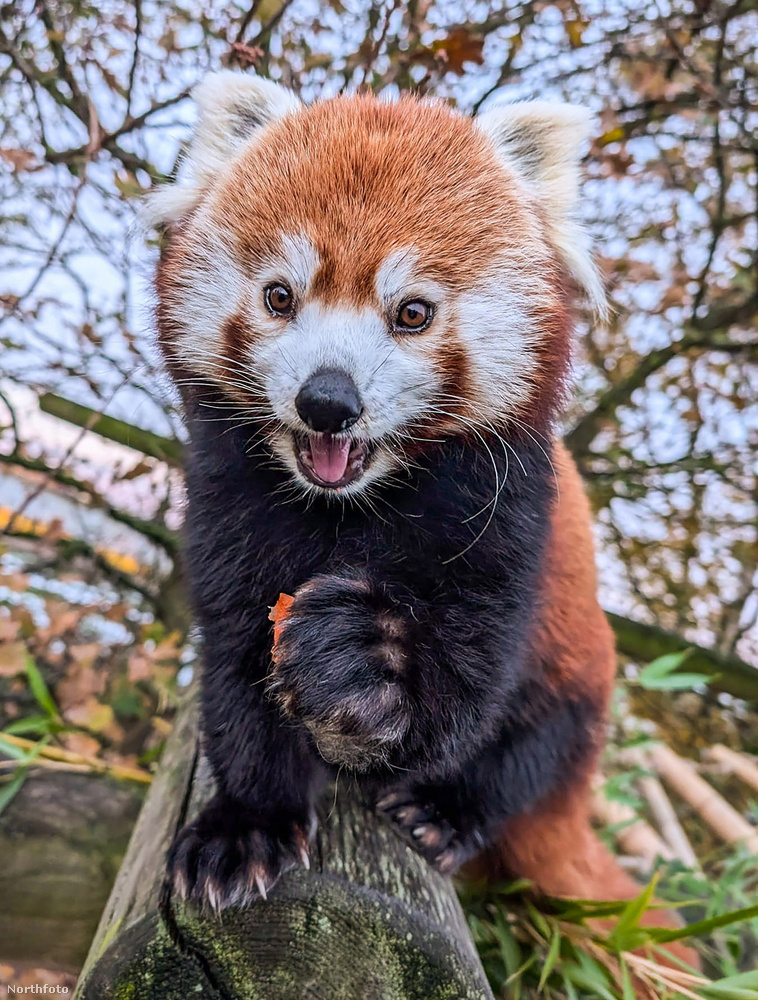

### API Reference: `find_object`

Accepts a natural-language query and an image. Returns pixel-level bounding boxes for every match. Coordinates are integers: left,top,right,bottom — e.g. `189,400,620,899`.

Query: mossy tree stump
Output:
73,694,494,999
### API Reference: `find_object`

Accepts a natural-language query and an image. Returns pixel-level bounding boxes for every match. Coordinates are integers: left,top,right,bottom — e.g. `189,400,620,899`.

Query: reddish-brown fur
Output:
158,94,573,430
156,89,697,969
470,443,699,967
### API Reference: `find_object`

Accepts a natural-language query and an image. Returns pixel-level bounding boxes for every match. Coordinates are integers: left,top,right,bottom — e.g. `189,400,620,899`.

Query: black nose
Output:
295,368,363,433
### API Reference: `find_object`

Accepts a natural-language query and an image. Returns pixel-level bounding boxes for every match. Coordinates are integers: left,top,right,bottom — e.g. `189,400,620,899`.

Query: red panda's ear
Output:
144,71,301,228
476,102,607,319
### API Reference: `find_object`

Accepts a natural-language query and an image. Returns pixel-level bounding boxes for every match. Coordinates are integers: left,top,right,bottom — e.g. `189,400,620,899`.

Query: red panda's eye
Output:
265,283,294,317
395,300,432,333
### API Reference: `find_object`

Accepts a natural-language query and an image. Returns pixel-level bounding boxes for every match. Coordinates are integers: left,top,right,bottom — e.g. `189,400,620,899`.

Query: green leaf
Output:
0,737,47,815
638,649,693,681
526,900,552,939
563,957,618,1000
0,734,28,761
635,649,712,691
4,715,58,736
504,953,537,993
24,651,59,719
647,903,758,943
0,767,30,814
538,929,562,990
557,899,631,921
492,910,522,978
607,876,658,952
619,958,635,1000
700,970,758,1000
493,878,534,896
638,672,711,690
561,973,579,1000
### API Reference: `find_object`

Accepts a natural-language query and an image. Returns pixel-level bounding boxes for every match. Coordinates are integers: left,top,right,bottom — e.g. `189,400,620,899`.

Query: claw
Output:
255,873,268,900
173,870,189,901
206,880,221,915
376,792,404,812
434,848,459,876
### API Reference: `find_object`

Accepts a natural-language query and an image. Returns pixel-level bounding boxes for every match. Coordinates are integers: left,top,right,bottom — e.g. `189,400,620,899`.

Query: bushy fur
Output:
153,74,695,966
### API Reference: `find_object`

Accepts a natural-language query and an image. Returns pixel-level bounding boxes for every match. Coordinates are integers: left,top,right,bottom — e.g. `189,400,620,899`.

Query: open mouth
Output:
295,432,371,490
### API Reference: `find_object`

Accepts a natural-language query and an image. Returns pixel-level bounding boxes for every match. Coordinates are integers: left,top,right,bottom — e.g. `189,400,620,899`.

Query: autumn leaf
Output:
0,148,38,172
118,459,155,481
56,666,105,713
431,27,484,74
565,17,588,48
127,653,152,683
0,641,27,678
63,696,117,735
229,42,264,68
0,620,20,642
114,170,148,200
59,731,102,759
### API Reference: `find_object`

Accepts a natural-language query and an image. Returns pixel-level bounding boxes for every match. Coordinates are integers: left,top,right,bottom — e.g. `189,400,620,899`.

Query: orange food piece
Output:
269,592,295,659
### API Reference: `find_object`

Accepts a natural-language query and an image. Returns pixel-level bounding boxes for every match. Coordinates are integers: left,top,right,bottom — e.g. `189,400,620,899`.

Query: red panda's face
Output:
153,76,601,496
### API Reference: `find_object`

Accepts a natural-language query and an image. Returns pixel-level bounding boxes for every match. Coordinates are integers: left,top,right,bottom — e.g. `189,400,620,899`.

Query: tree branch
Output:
567,298,758,457
607,612,758,702
39,393,183,467
0,450,177,555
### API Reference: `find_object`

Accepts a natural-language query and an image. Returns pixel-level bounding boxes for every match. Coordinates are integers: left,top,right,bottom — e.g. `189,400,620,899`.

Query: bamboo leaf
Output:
699,970,758,999
538,929,562,990
638,672,712,690
647,904,758,943
0,734,29,760
607,876,659,952
638,649,693,681
24,651,59,719
0,767,30,814
3,715,58,736
0,738,48,815
619,958,635,1000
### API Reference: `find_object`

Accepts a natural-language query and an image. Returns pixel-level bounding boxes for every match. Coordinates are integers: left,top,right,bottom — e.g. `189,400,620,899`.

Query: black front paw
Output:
166,797,313,913
268,574,414,769
376,786,485,875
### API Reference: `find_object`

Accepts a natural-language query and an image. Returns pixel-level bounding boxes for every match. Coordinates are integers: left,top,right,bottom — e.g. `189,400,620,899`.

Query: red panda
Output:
149,72,697,968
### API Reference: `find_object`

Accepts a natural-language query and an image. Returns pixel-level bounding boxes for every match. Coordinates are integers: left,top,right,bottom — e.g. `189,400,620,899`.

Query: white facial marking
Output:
375,247,445,309
166,235,551,497
455,254,543,423
252,299,443,493
255,232,320,297
164,208,248,378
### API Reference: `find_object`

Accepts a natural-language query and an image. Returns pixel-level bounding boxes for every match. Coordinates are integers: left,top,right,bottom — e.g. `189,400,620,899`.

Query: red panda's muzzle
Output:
293,368,370,489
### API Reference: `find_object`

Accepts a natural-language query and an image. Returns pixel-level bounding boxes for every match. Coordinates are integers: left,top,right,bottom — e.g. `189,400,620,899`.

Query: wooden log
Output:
74,694,494,1000
590,774,674,867
622,749,699,868
704,744,758,793
650,744,758,853
0,770,146,972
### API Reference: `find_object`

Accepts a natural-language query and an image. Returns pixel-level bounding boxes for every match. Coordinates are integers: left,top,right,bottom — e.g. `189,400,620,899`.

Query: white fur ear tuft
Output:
476,102,606,318
144,71,301,227
190,71,301,181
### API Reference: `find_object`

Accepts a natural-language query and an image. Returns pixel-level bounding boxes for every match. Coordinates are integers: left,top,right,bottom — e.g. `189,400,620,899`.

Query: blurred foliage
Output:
0,534,190,796
465,876,758,999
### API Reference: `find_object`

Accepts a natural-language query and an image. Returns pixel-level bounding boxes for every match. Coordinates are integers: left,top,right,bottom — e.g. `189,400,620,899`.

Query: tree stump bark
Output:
0,771,145,972
73,694,494,1000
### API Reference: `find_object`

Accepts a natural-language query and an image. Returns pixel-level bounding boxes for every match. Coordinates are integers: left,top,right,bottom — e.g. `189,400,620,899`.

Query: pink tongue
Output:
310,435,351,484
